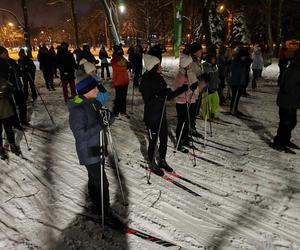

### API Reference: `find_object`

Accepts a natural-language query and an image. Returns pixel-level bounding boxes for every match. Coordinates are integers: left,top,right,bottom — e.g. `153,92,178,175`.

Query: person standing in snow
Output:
0,77,21,159
229,49,247,115
148,43,167,62
186,42,205,139
251,45,264,89
273,49,300,153
139,54,194,176
67,72,123,229
56,42,77,103
99,46,111,79
0,46,29,127
82,44,98,65
111,45,130,118
174,54,205,152
201,54,221,119
18,48,37,101
133,39,146,87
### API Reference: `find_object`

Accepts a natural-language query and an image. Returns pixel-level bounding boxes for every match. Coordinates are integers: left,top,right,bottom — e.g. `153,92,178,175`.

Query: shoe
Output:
159,159,173,172
286,141,300,150
271,143,296,154
177,143,189,153
190,129,203,139
0,146,8,160
51,86,56,91
10,144,22,156
182,140,197,150
149,163,164,176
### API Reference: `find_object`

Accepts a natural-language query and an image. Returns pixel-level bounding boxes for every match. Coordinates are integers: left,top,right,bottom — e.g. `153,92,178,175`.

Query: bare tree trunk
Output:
202,0,213,47
70,0,79,48
265,0,273,57
21,0,32,58
104,18,111,49
274,0,284,57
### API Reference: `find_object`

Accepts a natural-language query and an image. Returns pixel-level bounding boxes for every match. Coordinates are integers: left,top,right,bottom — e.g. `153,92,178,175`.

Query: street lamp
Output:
7,22,14,27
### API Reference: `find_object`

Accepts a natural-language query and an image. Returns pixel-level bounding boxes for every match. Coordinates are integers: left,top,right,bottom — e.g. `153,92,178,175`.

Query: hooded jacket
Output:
67,95,105,166
277,52,300,109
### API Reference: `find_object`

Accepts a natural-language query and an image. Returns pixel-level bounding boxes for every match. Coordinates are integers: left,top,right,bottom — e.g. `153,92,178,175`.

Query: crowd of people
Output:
1,40,299,229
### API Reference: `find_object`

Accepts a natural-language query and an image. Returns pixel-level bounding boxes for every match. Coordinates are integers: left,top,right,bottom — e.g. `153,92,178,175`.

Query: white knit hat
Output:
144,54,160,71
179,54,193,69
79,59,96,74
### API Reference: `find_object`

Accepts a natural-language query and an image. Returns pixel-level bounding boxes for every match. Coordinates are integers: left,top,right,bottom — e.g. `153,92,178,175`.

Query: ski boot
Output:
286,141,300,150
159,159,173,173
10,144,22,156
0,146,8,160
149,163,164,176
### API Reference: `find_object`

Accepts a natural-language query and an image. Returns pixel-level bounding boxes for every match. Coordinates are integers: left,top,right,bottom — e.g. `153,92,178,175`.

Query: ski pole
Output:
11,96,32,151
174,121,185,153
99,129,105,238
28,72,55,125
207,91,213,137
131,80,134,114
186,100,196,167
106,125,127,206
232,88,239,114
148,95,168,185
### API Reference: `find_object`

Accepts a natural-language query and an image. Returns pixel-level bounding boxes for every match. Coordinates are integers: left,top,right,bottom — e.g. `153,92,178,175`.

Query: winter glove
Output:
167,84,188,100
189,82,198,91
156,88,172,99
96,91,109,106
98,107,115,127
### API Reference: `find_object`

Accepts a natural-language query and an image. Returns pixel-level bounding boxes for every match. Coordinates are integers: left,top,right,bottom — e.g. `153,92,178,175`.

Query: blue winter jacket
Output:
230,58,246,87
67,95,104,166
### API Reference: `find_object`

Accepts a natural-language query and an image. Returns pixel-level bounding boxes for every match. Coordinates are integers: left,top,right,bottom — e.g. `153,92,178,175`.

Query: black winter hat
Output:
190,42,202,54
0,46,8,55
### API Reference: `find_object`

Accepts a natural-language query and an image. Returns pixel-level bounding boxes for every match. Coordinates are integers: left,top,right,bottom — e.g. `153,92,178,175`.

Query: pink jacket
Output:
174,70,196,104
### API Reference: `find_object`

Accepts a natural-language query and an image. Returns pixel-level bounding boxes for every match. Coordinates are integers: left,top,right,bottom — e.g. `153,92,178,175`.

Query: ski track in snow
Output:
1,59,300,250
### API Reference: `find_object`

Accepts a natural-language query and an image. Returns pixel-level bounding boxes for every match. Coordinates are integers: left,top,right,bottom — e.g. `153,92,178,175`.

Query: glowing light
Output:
7,22,14,27
219,5,225,11
119,4,125,13
41,30,44,34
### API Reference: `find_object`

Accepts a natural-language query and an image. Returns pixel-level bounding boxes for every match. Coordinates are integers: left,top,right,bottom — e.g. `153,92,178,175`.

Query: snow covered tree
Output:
209,2,225,46
252,17,267,44
231,11,251,45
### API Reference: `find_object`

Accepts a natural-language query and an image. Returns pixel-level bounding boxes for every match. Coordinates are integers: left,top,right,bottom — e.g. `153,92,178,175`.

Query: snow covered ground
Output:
1,58,300,250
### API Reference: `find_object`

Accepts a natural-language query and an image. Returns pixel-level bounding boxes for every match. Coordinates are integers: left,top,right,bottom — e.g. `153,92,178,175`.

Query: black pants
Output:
113,85,128,115
101,63,110,78
147,117,168,162
85,162,110,215
42,67,54,89
14,91,28,124
22,74,37,100
189,102,197,129
176,103,189,143
230,86,243,113
278,65,287,86
274,108,297,146
0,117,16,147
133,63,142,86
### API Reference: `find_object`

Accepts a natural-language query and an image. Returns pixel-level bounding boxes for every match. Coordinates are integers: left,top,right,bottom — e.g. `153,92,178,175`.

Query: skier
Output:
251,45,264,89
56,42,77,103
18,48,37,101
0,46,29,126
174,54,205,152
202,54,221,119
187,42,205,138
67,72,123,229
273,49,300,153
0,76,21,159
133,39,146,87
230,49,247,115
82,44,98,65
111,45,130,118
37,44,55,91
139,54,196,176
99,46,111,79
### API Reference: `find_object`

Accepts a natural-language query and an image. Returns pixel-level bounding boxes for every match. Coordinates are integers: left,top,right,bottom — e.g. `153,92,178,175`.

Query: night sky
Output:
0,0,94,27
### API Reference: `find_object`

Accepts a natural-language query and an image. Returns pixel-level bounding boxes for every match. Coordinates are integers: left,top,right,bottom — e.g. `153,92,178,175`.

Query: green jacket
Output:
0,78,15,120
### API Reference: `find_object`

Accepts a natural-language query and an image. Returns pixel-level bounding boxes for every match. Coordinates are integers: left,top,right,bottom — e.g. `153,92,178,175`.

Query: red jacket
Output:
111,55,129,86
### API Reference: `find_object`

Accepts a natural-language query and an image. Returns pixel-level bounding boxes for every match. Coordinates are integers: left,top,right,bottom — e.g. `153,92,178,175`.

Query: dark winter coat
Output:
18,55,36,78
99,49,110,64
230,58,246,87
67,95,105,166
277,61,300,109
82,50,97,64
139,72,188,126
56,49,77,80
0,57,23,92
203,61,220,91
0,77,15,120
38,49,54,71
